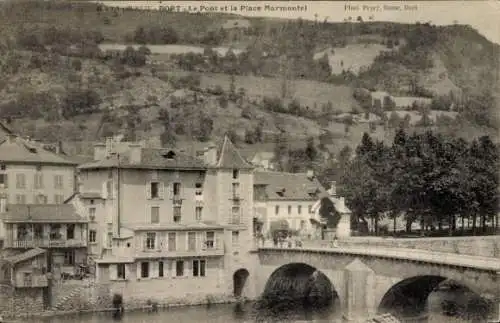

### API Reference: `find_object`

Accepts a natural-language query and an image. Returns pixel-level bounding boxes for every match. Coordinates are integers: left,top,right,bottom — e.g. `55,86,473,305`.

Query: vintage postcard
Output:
0,0,498,322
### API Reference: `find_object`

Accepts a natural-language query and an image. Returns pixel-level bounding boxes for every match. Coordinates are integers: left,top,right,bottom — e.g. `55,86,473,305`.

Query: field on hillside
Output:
314,43,391,75
165,71,359,112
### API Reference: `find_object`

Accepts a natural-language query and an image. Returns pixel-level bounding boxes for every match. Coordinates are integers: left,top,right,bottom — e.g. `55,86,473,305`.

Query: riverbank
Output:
2,295,249,320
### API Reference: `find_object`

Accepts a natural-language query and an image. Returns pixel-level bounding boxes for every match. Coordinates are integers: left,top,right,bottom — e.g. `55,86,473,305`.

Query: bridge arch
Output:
233,268,250,297
378,275,491,320
262,262,340,309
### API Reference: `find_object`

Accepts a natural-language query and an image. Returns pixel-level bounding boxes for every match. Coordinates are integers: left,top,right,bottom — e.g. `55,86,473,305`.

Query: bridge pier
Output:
343,258,377,321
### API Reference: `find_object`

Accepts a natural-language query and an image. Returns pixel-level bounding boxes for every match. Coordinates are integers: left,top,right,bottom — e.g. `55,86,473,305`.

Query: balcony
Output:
12,274,49,288
172,195,183,206
135,238,224,258
7,239,87,249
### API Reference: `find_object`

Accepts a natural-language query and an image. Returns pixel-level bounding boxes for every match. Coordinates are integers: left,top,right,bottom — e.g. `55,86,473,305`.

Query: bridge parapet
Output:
252,236,500,258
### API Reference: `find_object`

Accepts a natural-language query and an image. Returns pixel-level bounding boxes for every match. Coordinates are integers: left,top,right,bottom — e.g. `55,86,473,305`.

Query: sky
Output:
96,1,500,44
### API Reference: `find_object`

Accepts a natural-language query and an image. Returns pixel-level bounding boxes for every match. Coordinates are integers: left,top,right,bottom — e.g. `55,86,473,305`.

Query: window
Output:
232,183,240,198
275,205,279,215
308,205,313,214
0,164,5,171
195,183,203,195
0,173,7,187
231,206,240,224
89,207,96,221
192,259,206,277
117,264,126,279
16,174,26,189
34,173,43,189
187,232,196,251
232,231,239,246
167,232,176,251
173,206,181,223
146,232,156,249
54,175,63,189
141,262,149,278
89,230,97,243
54,195,65,204
36,194,47,204
173,182,181,196
150,206,160,224
50,224,61,240
205,232,215,249
300,220,306,230
175,260,184,277
15,194,25,204
195,207,203,221
66,224,75,240
158,261,164,277
150,182,159,199
288,205,292,215
64,250,75,265
107,232,112,248
34,224,43,239
232,169,239,179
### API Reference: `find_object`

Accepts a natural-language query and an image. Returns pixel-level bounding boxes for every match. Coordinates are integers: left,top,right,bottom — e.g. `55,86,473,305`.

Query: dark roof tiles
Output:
216,136,253,169
2,204,87,223
78,148,208,170
254,171,326,201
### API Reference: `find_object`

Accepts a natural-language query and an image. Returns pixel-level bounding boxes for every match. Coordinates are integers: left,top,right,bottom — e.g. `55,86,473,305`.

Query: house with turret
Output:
70,136,256,303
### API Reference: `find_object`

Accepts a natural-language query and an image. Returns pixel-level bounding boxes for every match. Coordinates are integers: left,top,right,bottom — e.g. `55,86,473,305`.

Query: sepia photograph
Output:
0,0,498,322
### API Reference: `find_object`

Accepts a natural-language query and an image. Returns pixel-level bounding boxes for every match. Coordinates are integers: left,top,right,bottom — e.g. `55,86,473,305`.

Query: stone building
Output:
72,136,256,304
253,170,326,238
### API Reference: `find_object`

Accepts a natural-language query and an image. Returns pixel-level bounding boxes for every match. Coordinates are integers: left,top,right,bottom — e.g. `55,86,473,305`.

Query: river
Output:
15,289,489,323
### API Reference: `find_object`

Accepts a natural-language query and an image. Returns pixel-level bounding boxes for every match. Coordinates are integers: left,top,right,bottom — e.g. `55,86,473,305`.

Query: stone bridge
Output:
242,245,500,321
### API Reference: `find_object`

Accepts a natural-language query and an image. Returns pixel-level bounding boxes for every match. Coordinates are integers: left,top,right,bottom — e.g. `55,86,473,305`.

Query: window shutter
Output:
110,264,117,280
159,182,165,200
168,183,173,199
3,174,7,188
101,181,108,199
146,181,151,200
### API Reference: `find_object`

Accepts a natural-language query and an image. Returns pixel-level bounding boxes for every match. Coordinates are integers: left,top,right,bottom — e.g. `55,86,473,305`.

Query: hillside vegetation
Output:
0,0,498,163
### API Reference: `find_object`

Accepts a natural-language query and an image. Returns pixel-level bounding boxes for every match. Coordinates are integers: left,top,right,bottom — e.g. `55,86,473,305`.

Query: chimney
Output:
56,141,63,154
129,144,142,164
7,134,16,144
306,169,314,180
329,181,337,197
93,143,107,161
204,145,218,166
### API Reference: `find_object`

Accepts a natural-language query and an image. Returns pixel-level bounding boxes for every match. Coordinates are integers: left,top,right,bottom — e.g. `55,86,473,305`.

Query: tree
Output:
388,111,401,129
305,137,318,162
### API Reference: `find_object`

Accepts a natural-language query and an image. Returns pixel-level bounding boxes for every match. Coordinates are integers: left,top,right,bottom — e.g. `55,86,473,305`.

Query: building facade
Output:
253,171,326,238
0,135,78,206
73,136,256,303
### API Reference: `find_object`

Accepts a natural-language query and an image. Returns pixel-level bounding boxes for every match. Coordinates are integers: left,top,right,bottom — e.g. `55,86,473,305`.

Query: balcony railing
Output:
8,239,87,249
13,274,48,288
136,238,224,258
172,195,183,205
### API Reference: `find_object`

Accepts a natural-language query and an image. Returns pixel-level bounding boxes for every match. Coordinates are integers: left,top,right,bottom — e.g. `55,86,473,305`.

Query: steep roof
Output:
0,136,78,166
254,171,325,201
216,136,253,169
2,204,87,223
78,148,208,170
5,248,46,265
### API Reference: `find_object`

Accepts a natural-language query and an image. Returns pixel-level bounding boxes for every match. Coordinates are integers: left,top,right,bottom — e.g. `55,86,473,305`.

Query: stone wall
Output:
10,288,44,316
341,236,500,258
50,279,111,311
